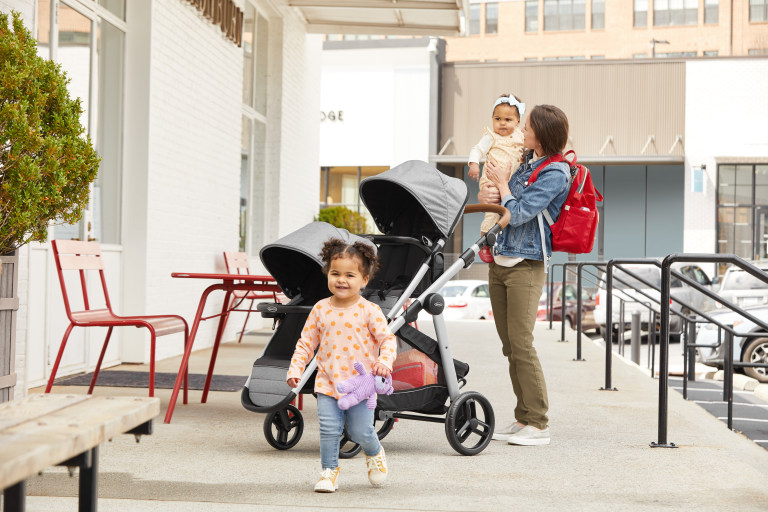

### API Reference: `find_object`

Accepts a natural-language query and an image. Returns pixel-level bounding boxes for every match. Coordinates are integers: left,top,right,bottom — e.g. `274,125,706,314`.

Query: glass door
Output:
755,206,768,261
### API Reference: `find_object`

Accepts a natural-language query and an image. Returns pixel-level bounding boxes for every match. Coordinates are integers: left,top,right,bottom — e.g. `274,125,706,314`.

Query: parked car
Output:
593,263,717,341
715,261,768,309
419,279,492,321
696,305,768,383
537,283,598,331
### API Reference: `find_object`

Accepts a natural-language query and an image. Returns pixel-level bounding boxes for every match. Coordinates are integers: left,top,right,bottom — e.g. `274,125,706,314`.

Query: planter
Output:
0,251,19,402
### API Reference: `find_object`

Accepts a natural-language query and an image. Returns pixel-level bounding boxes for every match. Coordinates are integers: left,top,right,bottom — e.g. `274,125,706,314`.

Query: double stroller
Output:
241,160,509,456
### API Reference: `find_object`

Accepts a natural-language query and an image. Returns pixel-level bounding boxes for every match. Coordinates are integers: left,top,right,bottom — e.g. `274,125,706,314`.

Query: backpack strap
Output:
527,152,570,274
525,153,565,186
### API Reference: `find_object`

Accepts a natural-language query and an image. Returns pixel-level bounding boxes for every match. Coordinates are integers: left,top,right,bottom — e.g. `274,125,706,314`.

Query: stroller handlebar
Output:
464,203,510,230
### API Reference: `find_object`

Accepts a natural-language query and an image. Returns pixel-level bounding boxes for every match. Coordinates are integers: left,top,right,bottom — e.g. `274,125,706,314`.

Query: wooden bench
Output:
0,393,159,511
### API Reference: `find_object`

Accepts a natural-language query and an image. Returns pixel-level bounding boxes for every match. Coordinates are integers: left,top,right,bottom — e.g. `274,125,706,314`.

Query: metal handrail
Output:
657,253,768,447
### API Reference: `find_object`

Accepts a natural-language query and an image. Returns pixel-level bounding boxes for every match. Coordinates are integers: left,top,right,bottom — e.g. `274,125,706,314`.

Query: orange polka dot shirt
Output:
287,296,397,399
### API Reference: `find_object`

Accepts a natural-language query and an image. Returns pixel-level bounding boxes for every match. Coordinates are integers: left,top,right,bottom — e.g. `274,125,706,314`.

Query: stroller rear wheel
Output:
263,404,304,450
339,417,396,459
444,391,494,456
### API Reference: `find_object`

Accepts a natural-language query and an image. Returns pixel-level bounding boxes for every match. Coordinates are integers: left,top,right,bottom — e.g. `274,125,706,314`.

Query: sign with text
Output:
184,0,243,47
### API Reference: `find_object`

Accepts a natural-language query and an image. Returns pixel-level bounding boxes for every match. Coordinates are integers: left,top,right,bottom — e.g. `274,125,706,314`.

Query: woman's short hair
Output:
528,105,569,156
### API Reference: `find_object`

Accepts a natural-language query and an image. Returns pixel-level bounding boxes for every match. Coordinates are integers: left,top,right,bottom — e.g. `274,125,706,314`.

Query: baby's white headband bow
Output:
493,96,525,120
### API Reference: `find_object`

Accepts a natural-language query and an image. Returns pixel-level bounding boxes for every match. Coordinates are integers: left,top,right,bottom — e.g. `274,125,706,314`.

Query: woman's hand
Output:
478,182,501,204
483,159,512,198
287,377,299,388
372,362,391,378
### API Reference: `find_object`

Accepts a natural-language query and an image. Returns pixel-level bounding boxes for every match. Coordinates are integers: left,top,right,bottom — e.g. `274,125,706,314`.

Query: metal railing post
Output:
687,319,697,383
652,256,675,448
559,263,568,342
631,311,641,365
724,329,734,430
602,261,616,390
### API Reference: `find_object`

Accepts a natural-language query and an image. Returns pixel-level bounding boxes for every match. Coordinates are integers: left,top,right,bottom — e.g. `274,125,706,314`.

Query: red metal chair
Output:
46,240,189,398
222,251,280,343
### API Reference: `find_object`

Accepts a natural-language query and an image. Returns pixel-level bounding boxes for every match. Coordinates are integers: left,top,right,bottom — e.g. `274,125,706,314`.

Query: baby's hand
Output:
287,377,300,388
468,162,480,182
372,362,391,378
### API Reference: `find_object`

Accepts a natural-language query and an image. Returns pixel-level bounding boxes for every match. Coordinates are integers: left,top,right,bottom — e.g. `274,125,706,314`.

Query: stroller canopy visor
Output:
359,160,468,240
259,222,376,300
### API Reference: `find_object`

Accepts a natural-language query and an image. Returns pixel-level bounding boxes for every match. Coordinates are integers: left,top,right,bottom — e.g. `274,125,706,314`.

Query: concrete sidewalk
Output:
25,320,768,511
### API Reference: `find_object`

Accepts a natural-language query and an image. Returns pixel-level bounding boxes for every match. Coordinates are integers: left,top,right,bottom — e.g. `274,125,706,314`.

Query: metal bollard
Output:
631,311,641,365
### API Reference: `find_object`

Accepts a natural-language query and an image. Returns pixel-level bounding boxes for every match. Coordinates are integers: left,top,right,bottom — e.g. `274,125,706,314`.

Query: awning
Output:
286,0,468,36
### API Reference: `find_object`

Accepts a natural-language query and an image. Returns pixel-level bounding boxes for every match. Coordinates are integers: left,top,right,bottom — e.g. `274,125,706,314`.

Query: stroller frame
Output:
241,162,510,456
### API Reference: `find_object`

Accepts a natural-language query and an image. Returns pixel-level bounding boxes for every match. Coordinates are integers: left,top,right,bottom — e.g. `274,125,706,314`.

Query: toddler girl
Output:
287,238,397,493
468,94,526,262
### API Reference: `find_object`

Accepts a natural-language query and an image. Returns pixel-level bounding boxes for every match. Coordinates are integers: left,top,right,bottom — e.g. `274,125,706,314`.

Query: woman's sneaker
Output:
492,422,525,441
365,447,388,486
314,467,340,493
507,425,550,446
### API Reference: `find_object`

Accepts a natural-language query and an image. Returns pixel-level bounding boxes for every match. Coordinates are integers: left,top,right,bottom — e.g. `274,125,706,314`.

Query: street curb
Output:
713,370,759,391
754,384,768,403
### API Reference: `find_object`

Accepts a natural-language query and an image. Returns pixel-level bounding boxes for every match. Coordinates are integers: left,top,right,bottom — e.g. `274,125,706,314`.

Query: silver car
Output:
696,305,768,383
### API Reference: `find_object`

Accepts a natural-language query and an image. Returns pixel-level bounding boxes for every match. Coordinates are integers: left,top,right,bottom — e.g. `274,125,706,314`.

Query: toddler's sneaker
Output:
365,447,388,486
492,422,525,441
314,467,340,493
478,246,494,263
507,425,550,446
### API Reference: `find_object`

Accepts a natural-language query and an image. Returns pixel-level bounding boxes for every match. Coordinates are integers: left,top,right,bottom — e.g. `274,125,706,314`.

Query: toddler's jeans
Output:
317,393,381,469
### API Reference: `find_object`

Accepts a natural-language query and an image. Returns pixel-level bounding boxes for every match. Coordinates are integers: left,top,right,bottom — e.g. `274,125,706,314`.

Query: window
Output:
241,3,270,253
692,166,704,193
319,167,388,233
704,0,719,24
544,0,586,31
634,0,647,27
485,2,498,34
750,0,768,22
717,164,768,261
654,0,698,27
749,48,768,55
591,54,605,59
526,0,538,32
592,0,605,29
39,0,126,244
469,4,481,35
703,50,719,56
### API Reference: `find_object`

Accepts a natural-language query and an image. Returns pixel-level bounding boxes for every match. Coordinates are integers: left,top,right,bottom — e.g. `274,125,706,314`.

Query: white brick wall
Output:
138,1,244,361
0,0,33,22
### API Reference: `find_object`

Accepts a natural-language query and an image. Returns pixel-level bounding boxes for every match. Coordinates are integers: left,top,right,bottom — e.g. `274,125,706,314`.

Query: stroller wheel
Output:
444,391,495,456
263,404,303,450
338,417,397,459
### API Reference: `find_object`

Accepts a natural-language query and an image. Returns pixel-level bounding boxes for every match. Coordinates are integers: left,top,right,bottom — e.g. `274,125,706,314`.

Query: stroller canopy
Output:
359,160,468,240
259,222,376,301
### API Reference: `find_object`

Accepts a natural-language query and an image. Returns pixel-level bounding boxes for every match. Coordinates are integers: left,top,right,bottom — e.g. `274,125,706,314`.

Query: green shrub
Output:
315,206,368,234
0,11,100,254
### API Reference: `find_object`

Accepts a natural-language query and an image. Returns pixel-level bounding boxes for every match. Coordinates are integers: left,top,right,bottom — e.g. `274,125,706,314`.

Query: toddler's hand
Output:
287,378,300,388
468,163,480,182
372,363,391,378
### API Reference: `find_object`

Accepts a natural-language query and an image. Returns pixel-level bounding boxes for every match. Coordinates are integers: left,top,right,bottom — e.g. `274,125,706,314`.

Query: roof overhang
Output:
286,0,468,36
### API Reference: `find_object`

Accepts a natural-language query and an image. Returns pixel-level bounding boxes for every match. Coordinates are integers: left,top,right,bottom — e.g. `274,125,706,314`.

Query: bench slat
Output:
0,393,90,430
0,394,159,489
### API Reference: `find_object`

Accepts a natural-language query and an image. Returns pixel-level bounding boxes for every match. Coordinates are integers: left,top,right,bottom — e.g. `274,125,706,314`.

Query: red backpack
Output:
527,150,603,255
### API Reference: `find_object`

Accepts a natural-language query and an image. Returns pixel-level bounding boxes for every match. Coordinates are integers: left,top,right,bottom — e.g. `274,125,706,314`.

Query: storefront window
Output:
717,164,768,262
40,1,125,244
319,166,388,234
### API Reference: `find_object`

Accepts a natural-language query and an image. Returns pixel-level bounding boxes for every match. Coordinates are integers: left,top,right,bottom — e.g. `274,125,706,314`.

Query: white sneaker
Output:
507,425,550,446
314,467,340,493
492,422,525,441
365,447,388,486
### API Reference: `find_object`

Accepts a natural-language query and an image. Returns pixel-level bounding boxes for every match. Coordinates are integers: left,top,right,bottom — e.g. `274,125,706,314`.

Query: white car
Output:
593,263,716,341
715,262,768,309
419,279,492,321
696,305,768,383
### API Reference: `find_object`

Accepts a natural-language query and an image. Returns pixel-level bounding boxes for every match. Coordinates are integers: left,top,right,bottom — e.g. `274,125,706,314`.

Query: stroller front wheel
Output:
444,391,495,456
263,404,304,450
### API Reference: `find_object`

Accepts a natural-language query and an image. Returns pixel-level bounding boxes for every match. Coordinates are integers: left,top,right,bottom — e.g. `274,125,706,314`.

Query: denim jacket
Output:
494,152,570,261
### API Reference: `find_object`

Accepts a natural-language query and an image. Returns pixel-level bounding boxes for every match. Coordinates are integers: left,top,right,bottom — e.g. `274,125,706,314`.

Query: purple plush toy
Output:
336,361,394,410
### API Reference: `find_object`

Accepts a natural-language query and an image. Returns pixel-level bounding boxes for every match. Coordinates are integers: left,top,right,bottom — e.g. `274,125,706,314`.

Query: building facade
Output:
4,0,322,395
449,0,768,62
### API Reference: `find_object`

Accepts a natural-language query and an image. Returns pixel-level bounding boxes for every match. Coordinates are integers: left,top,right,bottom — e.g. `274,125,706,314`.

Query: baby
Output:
468,94,526,262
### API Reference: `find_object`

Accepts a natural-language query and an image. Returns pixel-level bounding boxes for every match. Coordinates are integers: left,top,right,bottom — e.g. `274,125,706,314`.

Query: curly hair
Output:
319,238,379,278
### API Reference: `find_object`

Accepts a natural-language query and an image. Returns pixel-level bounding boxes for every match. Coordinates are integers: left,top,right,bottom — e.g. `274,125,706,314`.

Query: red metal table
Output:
165,272,281,423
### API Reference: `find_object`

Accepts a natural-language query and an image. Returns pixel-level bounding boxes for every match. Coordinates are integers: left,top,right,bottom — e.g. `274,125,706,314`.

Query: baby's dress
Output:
472,126,525,233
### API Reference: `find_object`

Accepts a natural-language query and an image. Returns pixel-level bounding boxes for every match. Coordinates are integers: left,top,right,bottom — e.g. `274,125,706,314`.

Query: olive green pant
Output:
488,259,549,429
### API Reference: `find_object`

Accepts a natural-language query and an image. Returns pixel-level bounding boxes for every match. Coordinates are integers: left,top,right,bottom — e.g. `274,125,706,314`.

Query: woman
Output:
478,104,571,446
